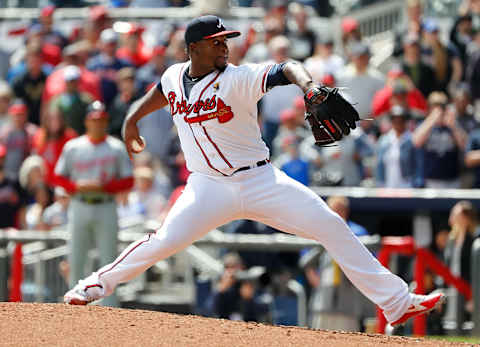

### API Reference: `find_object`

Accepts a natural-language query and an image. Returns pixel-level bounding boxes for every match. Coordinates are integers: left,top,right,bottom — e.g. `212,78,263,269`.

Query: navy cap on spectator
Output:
184,15,240,46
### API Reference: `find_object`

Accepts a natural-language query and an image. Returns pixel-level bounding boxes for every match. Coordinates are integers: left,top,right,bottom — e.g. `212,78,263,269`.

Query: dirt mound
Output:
0,303,474,346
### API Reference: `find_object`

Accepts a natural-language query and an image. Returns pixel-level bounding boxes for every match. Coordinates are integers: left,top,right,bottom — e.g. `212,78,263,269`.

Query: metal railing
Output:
0,227,380,327
472,238,480,336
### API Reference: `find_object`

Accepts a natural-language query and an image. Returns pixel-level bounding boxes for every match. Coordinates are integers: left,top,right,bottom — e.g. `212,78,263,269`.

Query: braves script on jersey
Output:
160,62,272,176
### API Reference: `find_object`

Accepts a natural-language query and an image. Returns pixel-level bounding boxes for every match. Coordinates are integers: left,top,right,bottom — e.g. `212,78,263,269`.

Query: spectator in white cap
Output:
86,28,132,106
64,65,81,82
51,65,92,135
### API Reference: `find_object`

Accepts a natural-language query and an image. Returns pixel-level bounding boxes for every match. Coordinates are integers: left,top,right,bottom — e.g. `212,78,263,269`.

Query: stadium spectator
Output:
22,23,62,67
337,41,385,119
304,35,344,85
376,106,421,188
301,125,374,187
7,28,54,84
305,196,372,332
272,107,309,159
259,36,303,154
449,14,473,71
466,31,480,108
130,166,167,221
400,33,437,98
286,3,316,62
108,67,142,138
275,135,310,186
18,155,46,197
452,84,478,133
50,65,91,135
421,19,462,95
0,102,37,180
136,103,174,162
11,42,48,126
87,29,132,106
393,0,425,58
0,81,13,129
25,183,53,230
340,17,363,60
79,5,112,52
444,200,478,326
39,5,69,49
42,49,102,104
42,187,70,230
371,68,428,118
211,252,269,322
0,144,27,229
32,104,77,186
132,150,172,199
136,45,168,93
163,128,190,189
458,0,480,32
53,101,134,307
243,16,283,63
413,92,467,188
463,122,480,188
164,28,188,66
115,191,146,226
116,23,152,67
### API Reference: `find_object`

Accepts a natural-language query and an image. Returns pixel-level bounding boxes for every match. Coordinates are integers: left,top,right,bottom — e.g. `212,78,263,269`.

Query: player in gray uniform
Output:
54,101,134,306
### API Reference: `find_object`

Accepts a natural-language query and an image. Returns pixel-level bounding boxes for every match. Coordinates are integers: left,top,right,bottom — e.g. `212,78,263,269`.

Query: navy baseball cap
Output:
184,15,241,46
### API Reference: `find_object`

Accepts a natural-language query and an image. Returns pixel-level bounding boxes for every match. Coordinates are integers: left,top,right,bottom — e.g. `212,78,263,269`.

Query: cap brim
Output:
203,30,241,40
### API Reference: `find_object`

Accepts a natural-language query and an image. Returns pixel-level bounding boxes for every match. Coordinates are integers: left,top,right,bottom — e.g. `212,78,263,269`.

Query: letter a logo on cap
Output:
217,19,223,29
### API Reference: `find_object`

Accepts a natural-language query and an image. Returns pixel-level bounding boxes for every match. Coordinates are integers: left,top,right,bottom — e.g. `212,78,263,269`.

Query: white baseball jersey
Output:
71,61,414,325
54,135,133,198
160,62,273,176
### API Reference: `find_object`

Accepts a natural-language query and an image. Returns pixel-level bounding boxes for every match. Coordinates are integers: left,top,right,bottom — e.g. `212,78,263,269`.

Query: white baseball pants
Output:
90,164,411,322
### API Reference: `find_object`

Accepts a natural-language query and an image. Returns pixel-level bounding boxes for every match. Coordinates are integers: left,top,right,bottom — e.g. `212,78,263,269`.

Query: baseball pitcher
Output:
64,16,444,326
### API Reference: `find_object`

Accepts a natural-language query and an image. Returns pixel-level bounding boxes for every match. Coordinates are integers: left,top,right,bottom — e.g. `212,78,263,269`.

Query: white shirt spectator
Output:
304,54,344,84
384,131,411,188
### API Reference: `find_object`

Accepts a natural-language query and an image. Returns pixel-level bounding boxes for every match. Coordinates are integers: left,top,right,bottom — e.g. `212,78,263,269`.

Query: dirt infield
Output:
0,303,475,347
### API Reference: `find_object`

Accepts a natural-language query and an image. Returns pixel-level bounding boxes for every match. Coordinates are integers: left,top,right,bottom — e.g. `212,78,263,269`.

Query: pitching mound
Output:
0,303,473,346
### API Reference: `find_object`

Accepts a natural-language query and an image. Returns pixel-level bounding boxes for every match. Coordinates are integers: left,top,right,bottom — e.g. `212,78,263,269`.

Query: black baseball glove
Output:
304,86,360,146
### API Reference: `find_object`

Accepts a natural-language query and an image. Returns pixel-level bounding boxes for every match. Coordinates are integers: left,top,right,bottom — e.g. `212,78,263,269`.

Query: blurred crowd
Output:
0,0,479,333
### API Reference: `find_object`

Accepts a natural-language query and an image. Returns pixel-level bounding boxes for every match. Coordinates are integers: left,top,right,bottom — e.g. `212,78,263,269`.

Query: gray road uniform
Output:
54,135,133,306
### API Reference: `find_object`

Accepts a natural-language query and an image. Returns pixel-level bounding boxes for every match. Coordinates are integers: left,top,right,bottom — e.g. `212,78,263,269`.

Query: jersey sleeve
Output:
155,81,165,98
234,63,274,103
54,141,72,177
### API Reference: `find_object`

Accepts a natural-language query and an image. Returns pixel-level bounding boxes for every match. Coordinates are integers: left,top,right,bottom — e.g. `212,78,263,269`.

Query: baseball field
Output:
1,303,476,346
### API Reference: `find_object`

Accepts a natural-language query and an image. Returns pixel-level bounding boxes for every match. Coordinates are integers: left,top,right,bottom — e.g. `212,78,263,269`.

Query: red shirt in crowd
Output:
42,66,102,102
371,86,428,117
32,128,77,186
